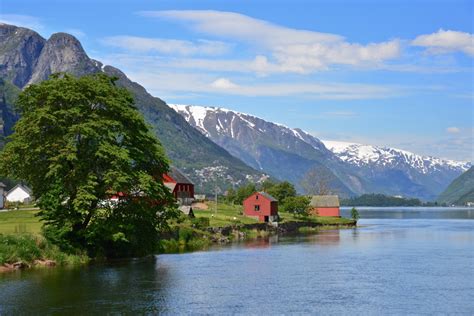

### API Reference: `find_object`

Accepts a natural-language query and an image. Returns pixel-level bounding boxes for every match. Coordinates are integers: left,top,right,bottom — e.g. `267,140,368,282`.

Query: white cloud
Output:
412,29,474,56
210,78,239,89
124,70,403,99
102,36,230,56
446,127,461,134
138,10,401,73
0,14,44,30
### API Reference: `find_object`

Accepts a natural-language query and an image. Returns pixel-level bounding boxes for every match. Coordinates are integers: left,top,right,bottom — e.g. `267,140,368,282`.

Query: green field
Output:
194,202,354,226
0,203,353,236
0,210,43,235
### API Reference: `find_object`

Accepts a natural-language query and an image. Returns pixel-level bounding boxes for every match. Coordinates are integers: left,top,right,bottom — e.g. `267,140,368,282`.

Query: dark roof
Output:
257,191,277,202
310,195,340,207
7,184,33,195
168,166,194,185
0,182,6,188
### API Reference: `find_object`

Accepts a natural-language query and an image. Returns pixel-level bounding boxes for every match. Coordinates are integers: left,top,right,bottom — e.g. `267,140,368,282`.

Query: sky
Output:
1,0,473,161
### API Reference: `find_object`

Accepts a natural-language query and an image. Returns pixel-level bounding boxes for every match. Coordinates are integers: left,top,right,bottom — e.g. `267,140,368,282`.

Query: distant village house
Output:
6,184,33,204
243,191,278,223
310,195,340,217
163,166,195,217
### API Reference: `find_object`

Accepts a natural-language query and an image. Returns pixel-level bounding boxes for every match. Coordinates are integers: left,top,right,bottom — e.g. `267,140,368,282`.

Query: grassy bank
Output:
0,203,356,264
0,234,89,270
0,210,88,271
159,202,356,253
193,201,355,227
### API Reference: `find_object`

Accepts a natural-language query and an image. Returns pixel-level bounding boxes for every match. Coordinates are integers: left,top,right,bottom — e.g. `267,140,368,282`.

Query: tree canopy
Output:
0,73,177,257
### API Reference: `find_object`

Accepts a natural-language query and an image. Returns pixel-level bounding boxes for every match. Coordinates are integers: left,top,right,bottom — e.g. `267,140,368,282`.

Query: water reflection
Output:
1,208,473,314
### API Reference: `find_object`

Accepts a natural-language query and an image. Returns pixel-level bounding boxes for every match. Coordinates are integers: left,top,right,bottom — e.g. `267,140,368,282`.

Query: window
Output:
256,195,259,200
254,205,260,211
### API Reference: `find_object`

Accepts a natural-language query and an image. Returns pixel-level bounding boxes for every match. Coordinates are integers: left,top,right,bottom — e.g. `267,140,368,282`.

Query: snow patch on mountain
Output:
322,140,470,174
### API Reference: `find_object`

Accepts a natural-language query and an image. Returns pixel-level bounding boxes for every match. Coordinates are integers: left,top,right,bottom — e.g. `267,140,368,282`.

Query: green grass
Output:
193,202,354,227
193,202,259,226
0,210,43,235
0,234,89,266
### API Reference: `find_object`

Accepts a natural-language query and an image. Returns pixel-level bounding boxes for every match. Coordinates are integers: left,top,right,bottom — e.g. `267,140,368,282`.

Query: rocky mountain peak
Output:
0,23,46,87
27,32,100,85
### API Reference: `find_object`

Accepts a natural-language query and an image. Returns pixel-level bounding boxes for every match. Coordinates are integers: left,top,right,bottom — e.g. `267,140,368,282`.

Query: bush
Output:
191,217,210,229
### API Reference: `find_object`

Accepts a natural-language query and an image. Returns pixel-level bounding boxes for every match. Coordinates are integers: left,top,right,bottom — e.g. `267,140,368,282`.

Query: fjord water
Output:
1,208,473,314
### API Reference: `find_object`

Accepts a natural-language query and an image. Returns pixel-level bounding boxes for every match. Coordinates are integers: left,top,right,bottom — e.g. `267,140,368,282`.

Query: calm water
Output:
1,207,473,315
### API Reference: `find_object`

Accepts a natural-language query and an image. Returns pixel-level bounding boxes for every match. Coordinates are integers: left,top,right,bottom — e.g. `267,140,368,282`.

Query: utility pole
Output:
215,185,218,215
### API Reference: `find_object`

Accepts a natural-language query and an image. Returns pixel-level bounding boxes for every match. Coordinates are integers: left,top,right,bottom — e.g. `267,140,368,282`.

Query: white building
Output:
6,184,33,204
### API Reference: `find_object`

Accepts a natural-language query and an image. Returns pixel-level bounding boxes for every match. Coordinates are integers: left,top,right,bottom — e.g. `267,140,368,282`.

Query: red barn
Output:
309,195,340,217
163,166,195,203
243,192,278,223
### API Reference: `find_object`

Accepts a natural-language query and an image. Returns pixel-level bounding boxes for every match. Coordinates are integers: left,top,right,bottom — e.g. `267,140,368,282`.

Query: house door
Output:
264,216,269,222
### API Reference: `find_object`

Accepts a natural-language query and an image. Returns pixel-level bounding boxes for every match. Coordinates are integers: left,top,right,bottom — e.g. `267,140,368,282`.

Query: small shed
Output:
310,195,340,217
6,184,33,204
243,191,278,223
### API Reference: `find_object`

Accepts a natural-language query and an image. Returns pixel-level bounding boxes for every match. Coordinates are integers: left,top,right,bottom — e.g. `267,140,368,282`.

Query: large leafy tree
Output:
0,74,177,257
266,181,296,204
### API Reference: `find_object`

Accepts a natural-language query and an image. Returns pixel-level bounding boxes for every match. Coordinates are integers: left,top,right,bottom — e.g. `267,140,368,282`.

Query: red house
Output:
163,166,195,202
309,195,340,217
243,192,278,223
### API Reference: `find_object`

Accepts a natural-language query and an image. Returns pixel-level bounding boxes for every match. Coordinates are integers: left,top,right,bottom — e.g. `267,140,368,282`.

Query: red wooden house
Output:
163,166,195,202
243,192,278,223
309,195,340,217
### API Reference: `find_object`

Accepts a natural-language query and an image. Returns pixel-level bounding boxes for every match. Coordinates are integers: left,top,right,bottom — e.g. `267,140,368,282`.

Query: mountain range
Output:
171,104,470,200
1,23,469,200
0,23,266,193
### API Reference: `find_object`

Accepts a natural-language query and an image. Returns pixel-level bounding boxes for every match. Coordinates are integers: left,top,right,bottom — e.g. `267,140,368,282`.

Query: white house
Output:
6,184,33,204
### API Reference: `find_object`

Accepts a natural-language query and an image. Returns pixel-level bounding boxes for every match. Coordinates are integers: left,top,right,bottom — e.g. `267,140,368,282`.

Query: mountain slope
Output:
323,140,470,200
438,167,474,205
0,23,266,193
170,104,358,196
171,104,470,200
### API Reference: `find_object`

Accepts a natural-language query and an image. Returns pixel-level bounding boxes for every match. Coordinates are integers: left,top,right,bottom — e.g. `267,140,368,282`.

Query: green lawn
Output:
193,202,354,227
0,210,43,235
193,203,259,226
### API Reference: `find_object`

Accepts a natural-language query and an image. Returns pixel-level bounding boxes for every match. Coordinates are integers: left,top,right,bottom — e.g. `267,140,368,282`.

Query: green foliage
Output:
266,181,296,203
282,196,311,217
191,217,210,230
341,194,422,207
0,233,88,265
233,183,257,205
350,207,360,221
0,73,177,257
438,167,474,205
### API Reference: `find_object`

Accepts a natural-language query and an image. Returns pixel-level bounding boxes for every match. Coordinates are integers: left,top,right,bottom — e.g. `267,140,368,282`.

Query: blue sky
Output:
1,0,473,161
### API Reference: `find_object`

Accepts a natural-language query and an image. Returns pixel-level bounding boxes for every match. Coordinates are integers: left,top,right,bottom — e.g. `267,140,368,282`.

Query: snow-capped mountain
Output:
170,104,354,196
171,104,470,200
322,140,470,174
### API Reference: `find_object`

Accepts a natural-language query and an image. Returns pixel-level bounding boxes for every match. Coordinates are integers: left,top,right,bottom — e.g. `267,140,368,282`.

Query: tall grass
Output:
0,234,89,266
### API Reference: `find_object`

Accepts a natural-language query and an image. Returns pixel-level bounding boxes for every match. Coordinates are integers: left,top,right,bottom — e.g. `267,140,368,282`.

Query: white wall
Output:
6,188,31,203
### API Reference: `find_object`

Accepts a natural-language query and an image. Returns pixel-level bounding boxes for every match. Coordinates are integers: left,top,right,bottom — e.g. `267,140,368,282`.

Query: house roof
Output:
168,166,194,185
0,182,6,188
6,184,33,196
310,195,340,207
258,191,277,202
